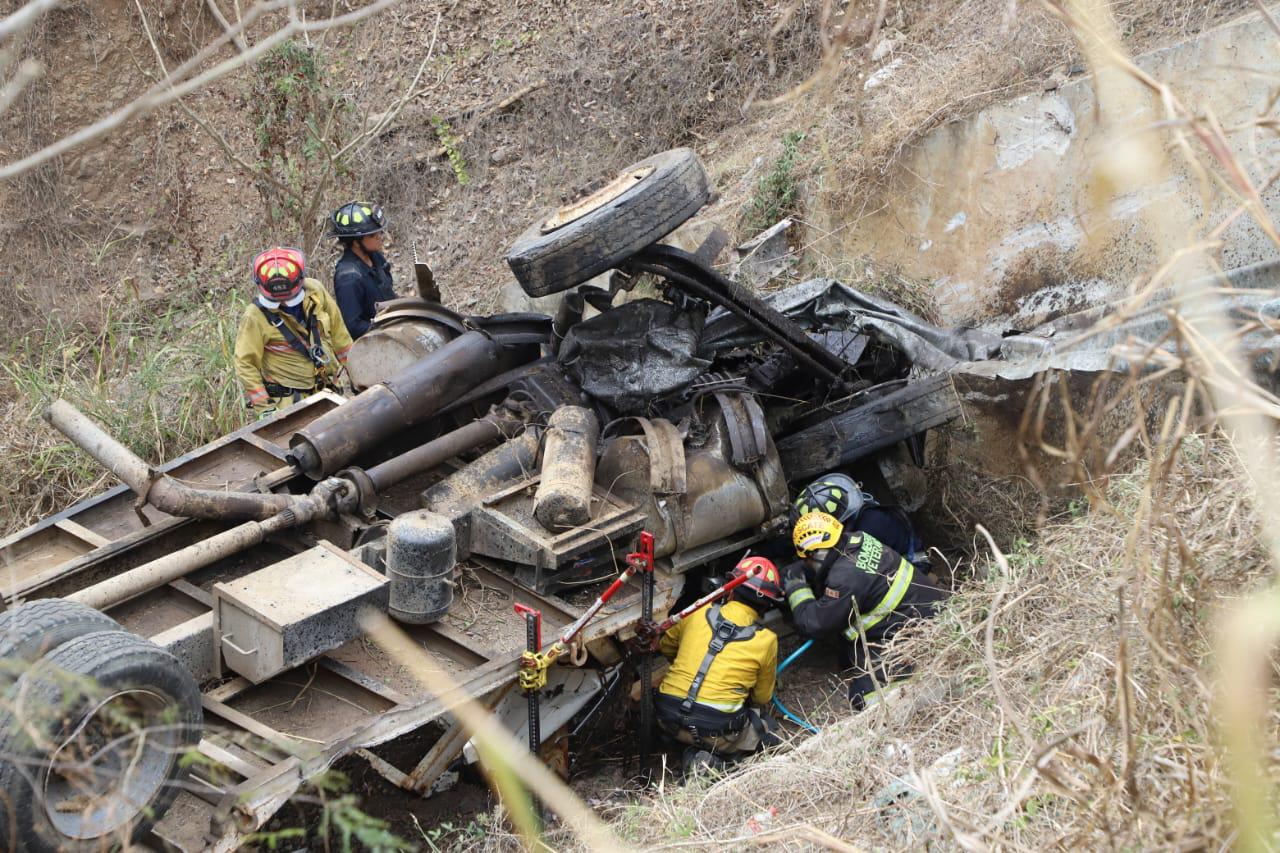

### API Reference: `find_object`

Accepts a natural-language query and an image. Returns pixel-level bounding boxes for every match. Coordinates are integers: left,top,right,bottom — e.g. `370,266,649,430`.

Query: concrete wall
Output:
841,8,1280,329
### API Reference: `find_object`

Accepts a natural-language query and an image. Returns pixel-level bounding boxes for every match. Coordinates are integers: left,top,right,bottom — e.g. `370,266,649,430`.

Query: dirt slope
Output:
0,0,823,321
0,0,824,528
1,1,1270,849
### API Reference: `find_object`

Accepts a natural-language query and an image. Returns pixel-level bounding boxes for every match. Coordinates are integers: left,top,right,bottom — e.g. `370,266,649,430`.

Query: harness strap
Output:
680,604,757,716
258,304,327,373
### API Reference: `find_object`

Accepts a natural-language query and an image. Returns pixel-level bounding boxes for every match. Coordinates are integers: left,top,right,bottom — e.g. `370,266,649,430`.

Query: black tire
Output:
506,148,710,297
0,630,202,852
0,600,120,682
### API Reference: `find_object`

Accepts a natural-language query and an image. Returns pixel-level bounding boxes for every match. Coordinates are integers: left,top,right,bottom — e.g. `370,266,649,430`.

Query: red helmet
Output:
732,556,784,602
252,246,306,302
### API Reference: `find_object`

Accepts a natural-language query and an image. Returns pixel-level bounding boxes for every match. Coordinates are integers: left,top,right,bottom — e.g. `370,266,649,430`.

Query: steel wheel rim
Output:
41,688,181,840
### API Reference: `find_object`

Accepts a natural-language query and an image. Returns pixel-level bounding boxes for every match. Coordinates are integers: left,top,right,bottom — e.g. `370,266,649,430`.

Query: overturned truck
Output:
0,148,1065,851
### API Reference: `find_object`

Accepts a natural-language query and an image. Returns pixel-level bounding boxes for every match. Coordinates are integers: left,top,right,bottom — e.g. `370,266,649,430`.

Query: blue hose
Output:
778,639,814,675
773,639,820,734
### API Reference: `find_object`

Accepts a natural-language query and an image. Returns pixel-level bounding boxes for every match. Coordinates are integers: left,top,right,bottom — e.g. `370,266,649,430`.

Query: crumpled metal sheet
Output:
703,278,1004,371
558,298,710,414
700,277,1188,380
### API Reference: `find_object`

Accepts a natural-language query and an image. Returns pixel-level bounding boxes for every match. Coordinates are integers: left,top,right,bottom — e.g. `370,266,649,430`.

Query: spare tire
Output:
0,630,202,852
506,148,710,297
0,599,120,675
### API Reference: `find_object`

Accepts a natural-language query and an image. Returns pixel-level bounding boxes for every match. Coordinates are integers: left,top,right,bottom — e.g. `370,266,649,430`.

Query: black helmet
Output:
329,201,386,240
791,473,868,525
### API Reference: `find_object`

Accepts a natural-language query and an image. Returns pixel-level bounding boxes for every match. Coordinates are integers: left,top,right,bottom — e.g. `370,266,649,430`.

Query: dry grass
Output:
592,432,1271,851
0,286,248,536
3,1,1278,845
0,1,830,530
690,0,1254,276
0,0,1243,536
576,4,1280,849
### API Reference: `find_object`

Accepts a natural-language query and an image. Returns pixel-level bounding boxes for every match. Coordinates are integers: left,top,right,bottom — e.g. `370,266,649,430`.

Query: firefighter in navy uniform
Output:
655,557,784,764
329,201,395,339
234,246,352,417
785,512,947,710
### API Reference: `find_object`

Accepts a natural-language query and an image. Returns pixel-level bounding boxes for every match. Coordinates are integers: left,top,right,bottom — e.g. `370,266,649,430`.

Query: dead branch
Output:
128,0,303,207
0,0,62,42
205,0,249,53
0,0,402,180
333,9,441,161
0,56,39,116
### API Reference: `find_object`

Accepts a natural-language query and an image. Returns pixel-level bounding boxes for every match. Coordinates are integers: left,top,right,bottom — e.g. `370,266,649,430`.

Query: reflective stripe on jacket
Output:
233,279,352,414
657,600,777,712
784,533,946,646
842,558,914,639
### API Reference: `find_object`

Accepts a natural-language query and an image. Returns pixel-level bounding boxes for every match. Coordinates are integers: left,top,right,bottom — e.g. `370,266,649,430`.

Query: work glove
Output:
781,560,808,595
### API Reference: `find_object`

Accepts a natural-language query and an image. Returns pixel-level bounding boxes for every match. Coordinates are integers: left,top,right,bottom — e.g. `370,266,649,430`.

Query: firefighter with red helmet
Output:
233,246,353,417
655,556,784,761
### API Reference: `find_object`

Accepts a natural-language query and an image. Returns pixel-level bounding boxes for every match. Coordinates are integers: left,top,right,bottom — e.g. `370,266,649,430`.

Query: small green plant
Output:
412,814,488,852
245,771,416,852
431,115,471,186
248,40,356,251
745,130,804,235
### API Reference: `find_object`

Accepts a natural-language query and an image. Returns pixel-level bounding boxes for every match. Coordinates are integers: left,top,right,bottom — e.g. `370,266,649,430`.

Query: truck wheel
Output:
506,148,710,297
0,630,202,852
0,599,120,679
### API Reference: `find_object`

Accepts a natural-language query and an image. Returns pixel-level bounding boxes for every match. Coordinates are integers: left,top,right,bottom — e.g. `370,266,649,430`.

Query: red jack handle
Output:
654,564,758,635
514,603,542,649
557,530,657,646
627,531,655,573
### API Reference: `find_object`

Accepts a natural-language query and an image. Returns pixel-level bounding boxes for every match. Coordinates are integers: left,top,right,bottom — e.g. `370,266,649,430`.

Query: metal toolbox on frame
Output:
213,541,389,683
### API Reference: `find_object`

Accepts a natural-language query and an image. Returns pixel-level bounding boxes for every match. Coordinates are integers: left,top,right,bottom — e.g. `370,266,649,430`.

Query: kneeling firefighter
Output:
655,557,784,760
234,246,353,417
785,512,947,710
793,473,927,570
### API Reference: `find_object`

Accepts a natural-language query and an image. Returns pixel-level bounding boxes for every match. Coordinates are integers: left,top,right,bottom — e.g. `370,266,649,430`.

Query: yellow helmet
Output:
793,511,844,557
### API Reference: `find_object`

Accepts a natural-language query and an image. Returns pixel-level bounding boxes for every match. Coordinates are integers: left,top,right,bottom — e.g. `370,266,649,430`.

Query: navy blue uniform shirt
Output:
333,246,395,339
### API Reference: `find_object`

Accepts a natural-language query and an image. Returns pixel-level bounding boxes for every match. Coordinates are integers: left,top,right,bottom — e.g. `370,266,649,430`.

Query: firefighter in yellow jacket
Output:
234,246,353,417
656,557,783,766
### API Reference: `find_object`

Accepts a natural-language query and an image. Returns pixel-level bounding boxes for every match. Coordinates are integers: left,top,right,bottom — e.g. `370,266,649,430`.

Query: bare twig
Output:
0,57,40,116
0,0,62,42
976,524,1033,749
204,0,248,52
361,610,629,852
332,8,442,161
0,0,402,180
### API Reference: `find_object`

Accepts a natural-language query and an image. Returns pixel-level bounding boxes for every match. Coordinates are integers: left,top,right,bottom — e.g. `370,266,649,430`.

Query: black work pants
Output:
843,637,916,710
655,694,780,755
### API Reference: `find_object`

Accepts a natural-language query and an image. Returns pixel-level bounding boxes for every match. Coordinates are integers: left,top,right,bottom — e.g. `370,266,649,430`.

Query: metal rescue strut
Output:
516,532,657,701
635,533,656,771
514,603,544,757
513,602,546,825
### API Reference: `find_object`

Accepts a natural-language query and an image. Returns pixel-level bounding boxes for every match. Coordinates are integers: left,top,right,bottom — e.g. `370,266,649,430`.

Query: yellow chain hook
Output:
517,642,566,693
